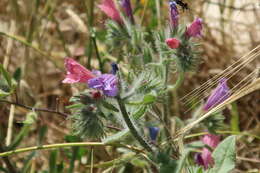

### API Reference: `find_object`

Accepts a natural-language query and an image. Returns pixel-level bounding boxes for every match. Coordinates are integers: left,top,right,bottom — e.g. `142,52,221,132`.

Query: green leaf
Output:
176,149,192,173
49,150,58,173
68,147,79,173
57,162,64,173
211,136,236,173
103,129,129,144
142,94,156,105
131,158,148,168
65,103,84,109
21,152,36,173
230,102,240,132
132,106,147,119
86,153,136,168
38,125,48,145
0,89,10,98
101,100,119,112
7,124,31,150
127,94,156,105
0,64,12,87
13,67,22,83
65,135,81,142
23,111,38,124
0,167,8,173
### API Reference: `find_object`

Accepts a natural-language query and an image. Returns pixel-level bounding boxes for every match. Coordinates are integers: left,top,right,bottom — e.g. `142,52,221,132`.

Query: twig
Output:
0,100,69,117
0,99,127,132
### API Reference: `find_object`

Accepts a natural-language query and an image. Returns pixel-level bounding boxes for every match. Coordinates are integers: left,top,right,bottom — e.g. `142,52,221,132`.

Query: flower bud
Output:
148,127,159,142
203,78,230,111
169,1,179,28
98,0,123,24
121,0,135,24
186,18,203,38
166,38,180,49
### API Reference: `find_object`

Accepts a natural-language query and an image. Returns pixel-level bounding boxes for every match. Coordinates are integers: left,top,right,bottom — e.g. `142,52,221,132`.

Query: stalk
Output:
0,142,142,158
116,97,153,152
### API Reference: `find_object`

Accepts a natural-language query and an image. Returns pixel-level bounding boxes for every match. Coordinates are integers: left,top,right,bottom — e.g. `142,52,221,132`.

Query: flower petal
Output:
98,0,123,23
63,58,95,84
202,134,220,148
203,78,230,111
186,18,203,38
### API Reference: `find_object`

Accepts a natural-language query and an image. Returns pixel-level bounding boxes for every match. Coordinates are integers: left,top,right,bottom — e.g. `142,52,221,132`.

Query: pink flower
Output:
195,134,220,169
166,38,180,49
98,0,123,24
202,134,220,148
62,58,95,84
186,18,203,38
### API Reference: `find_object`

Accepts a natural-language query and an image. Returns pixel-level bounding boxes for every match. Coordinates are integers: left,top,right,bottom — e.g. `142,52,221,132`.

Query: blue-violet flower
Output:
203,78,230,111
169,1,179,28
111,62,119,75
88,74,118,97
148,127,159,143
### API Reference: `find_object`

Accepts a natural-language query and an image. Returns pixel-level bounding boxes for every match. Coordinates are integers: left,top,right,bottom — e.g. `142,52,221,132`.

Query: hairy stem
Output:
116,97,153,152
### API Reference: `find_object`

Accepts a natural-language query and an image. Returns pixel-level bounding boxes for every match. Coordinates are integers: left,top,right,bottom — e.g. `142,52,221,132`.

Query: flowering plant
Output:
60,0,237,172
0,0,248,172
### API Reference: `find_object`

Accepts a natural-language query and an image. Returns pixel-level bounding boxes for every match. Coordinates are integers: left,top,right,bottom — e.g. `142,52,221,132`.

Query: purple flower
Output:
148,127,159,142
121,0,135,24
195,148,214,169
202,134,220,148
88,74,118,97
186,18,203,38
169,1,179,28
203,78,230,111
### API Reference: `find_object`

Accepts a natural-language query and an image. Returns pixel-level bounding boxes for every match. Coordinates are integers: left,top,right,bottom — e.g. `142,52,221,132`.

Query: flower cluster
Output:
195,134,220,169
63,58,118,97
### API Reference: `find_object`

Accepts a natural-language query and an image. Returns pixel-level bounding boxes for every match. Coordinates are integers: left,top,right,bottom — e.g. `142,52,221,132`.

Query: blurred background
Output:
0,0,259,172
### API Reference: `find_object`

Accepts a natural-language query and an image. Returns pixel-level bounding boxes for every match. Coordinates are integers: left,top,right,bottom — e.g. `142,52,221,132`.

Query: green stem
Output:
91,35,103,72
231,102,240,132
163,64,171,138
116,97,153,152
0,142,142,158
83,0,95,68
167,71,185,92
0,144,17,173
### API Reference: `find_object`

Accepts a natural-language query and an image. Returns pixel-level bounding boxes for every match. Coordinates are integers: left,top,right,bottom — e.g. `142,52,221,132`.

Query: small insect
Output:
173,0,189,11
